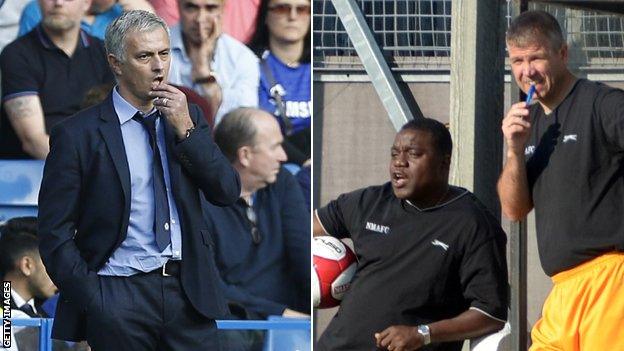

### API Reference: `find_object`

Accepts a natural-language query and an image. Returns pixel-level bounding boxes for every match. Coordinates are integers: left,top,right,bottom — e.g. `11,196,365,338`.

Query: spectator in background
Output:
149,0,179,26
0,0,30,52
1,216,38,237
18,0,154,40
149,0,262,41
202,107,310,321
0,0,114,159
169,0,259,125
0,0,30,100
249,0,311,166
222,0,260,44
0,217,56,318
0,218,61,350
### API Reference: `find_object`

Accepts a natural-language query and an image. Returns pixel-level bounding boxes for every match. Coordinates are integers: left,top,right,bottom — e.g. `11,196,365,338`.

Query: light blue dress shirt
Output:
98,87,182,276
168,25,260,125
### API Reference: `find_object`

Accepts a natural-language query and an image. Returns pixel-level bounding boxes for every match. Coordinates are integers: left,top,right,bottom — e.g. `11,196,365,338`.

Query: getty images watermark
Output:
2,281,11,348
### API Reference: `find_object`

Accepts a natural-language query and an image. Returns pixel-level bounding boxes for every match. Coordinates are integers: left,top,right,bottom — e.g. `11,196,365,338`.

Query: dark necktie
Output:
132,112,171,251
19,304,38,318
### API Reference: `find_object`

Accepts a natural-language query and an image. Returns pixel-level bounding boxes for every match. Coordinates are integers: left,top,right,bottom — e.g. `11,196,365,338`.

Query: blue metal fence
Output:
9,318,310,351
9,319,53,351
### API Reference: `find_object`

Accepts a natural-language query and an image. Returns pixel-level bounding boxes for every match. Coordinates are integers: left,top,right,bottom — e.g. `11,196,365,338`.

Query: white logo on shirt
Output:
365,222,390,234
525,145,536,156
563,134,577,143
431,239,449,251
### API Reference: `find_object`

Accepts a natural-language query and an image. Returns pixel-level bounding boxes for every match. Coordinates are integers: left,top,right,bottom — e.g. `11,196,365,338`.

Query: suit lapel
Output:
98,95,131,203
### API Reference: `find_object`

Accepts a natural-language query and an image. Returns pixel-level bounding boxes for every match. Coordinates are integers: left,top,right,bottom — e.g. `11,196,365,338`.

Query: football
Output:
312,236,357,308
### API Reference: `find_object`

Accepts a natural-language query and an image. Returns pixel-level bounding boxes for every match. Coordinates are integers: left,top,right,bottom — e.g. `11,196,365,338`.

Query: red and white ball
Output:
312,236,357,308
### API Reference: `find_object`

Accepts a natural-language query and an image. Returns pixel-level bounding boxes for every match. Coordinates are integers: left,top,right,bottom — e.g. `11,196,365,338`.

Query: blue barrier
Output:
216,319,310,330
217,318,311,351
10,318,53,351
264,316,311,351
10,318,310,351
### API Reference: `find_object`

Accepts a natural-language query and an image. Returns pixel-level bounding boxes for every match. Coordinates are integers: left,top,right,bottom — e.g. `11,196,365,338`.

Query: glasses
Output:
245,206,262,245
268,3,311,17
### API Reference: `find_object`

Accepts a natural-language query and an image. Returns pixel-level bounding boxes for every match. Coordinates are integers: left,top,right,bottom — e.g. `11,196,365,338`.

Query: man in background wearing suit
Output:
0,218,75,351
38,10,240,350
0,218,57,319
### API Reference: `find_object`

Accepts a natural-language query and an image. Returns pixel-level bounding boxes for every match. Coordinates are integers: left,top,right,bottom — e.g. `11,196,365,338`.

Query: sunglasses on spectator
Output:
245,206,262,245
268,4,311,16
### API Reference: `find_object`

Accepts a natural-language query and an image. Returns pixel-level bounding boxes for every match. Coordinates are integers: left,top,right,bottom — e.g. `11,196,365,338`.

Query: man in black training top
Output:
314,118,508,351
498,10,624,351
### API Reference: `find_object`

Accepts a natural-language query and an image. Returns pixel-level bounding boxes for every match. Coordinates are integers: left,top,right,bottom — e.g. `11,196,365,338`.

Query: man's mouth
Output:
392,172,407,187
151,76,164,89
525,79,541,88
524,80,542,97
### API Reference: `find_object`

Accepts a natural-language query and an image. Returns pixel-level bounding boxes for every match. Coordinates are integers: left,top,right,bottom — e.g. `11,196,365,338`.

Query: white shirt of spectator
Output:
168,25,260,125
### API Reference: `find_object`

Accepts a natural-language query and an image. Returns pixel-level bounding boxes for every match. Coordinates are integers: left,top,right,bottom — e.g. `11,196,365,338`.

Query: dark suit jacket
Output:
38,95,241,341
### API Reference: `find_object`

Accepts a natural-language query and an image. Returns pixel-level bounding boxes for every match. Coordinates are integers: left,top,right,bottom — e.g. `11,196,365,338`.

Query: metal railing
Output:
8,319,53,351
313,0,624,72
9,318,311,351
313,0,452,71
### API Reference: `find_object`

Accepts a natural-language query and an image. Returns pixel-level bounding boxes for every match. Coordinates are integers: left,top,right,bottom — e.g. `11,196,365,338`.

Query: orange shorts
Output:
530,253,624,351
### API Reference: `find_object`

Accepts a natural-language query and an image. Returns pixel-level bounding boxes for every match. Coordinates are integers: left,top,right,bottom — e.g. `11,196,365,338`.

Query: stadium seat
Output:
0,160,44,223
263,316,310,351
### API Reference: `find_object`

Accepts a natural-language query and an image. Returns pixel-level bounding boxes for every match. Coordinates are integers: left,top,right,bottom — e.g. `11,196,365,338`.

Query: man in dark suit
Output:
38,10,240,350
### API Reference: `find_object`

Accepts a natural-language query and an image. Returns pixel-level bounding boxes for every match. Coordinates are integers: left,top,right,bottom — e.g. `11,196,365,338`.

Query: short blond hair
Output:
506,10,565,52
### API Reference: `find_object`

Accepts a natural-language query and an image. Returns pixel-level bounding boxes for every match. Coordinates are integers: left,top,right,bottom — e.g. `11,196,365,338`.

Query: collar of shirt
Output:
238,192,257,207
10,289,37,314
35,24,90,51
404,187,469,212
112,86,158,125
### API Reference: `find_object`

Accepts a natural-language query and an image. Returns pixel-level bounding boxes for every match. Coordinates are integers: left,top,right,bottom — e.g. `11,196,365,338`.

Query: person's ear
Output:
238,146,253,168
18,256,35,277
108,54,123,76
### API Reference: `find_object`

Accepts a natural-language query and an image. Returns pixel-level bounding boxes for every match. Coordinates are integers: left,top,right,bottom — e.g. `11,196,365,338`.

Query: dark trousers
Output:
84,270,220,351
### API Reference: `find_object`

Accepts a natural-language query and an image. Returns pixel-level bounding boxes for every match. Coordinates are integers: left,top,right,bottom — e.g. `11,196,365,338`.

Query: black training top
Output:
0,25,114,159
316,183,508,351
525,79,624,276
